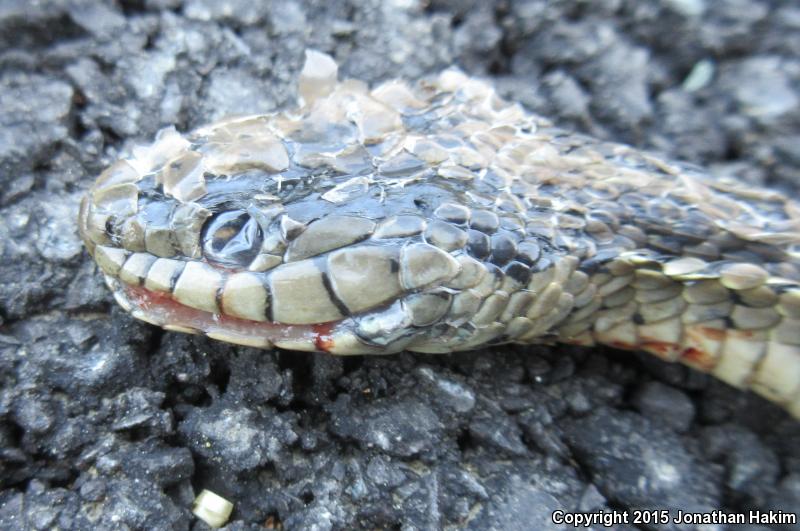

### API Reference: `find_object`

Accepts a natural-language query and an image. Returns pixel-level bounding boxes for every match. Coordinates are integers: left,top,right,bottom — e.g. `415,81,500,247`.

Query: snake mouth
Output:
114,281,339,352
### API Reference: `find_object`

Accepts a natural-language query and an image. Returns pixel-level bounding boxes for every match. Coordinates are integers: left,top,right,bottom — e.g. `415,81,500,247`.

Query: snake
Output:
78,51,800,418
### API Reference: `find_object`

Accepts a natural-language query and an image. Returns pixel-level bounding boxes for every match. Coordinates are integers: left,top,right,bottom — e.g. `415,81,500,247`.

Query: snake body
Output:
79,51,800,418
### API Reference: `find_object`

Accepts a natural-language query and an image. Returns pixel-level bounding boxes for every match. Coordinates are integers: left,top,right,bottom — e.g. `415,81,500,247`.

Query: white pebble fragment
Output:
192,489,233,528
299,49,338,105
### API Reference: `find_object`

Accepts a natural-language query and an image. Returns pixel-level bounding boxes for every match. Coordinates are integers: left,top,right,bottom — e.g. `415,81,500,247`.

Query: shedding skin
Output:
79,51,800,418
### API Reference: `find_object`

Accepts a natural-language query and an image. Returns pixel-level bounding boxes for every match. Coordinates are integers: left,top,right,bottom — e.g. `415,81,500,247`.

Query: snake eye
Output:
202,210,263,267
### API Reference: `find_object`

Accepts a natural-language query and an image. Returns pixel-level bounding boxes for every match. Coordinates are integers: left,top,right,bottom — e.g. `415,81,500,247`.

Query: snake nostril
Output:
201,210,263,267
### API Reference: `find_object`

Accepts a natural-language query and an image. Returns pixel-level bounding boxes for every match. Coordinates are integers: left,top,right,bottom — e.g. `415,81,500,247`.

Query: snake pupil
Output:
202,210,263,267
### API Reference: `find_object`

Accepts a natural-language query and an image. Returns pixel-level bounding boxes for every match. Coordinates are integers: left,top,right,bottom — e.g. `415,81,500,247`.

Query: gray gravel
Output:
1,0,799,529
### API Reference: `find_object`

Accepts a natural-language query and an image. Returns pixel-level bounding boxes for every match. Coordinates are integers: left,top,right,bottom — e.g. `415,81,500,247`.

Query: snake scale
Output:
78,51,800,418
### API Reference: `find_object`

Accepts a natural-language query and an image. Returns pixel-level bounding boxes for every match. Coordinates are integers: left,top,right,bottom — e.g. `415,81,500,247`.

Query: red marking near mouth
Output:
123,284,339,351
312,323,335,351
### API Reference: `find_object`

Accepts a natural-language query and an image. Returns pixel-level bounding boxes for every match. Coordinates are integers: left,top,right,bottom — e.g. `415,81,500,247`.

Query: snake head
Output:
78,148,512,354
77,50,550,354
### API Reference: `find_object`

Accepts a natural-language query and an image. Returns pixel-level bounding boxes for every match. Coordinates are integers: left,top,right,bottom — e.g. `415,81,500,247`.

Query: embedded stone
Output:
328,246,402,312
221,272,269,321
173,261,223,314
193,489,233,529
286,215,375,261
400,243,461,290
